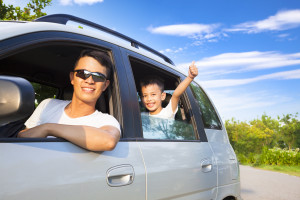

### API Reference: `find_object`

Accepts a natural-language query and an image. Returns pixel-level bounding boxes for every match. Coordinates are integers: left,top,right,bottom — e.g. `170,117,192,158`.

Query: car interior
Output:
0,44,113,113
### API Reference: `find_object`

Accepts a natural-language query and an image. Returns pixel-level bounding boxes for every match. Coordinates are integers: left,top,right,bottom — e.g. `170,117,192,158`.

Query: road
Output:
240,165,300,200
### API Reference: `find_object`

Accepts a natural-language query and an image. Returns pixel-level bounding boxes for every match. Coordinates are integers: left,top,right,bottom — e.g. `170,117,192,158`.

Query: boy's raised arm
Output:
171,61,198,112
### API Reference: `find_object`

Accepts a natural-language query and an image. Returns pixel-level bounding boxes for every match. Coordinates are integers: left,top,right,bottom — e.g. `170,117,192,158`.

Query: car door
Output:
189,82,240,199
122,51,218,199
0,141,146,200
0,32,146,200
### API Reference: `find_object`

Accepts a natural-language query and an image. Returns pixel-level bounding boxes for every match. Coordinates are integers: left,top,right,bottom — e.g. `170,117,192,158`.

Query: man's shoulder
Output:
94,111,116,119
43,98,70,106
38,98,70,112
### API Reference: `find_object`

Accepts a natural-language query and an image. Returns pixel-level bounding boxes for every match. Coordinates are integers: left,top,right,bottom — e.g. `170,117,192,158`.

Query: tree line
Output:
225,113,300,165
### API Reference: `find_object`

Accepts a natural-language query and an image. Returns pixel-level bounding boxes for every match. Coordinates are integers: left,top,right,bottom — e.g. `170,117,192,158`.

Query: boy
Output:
140,61,198,119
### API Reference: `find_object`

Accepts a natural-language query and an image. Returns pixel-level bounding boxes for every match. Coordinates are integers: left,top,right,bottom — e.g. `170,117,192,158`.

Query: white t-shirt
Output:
148,100,178,119
25,99,121,133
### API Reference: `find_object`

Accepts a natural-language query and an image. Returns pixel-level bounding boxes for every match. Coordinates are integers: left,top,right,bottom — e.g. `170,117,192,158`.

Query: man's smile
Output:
82,87,95,92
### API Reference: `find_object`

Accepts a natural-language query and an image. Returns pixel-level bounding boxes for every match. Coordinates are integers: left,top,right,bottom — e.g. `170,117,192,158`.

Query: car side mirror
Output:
0,76,35,125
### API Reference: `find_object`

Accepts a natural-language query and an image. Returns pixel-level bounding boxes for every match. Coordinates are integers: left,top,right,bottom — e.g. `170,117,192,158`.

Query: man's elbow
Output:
89,135,120,151
103,137,119,151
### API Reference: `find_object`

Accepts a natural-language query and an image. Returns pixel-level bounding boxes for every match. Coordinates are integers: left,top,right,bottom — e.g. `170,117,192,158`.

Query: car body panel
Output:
138,141,218,199
0,141,146,200
205,129,241,199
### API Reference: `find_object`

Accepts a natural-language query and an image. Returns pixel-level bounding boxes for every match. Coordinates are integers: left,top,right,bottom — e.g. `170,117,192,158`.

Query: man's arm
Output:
170,61,198,112
18,124,120,151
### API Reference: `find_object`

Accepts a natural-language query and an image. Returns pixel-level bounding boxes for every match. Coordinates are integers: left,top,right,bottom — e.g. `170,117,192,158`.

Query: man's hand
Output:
18,124,49,138
188,61,198,79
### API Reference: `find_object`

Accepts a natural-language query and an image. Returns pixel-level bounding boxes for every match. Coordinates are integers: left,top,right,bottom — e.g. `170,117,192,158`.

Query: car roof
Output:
0,14,176,70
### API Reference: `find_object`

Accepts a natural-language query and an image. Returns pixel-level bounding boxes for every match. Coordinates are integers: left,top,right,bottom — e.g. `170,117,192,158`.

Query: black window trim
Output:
190,81,223,130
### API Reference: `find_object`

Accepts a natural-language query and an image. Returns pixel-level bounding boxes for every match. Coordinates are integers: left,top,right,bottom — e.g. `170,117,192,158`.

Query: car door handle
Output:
201,159,213,173
106,164,134,187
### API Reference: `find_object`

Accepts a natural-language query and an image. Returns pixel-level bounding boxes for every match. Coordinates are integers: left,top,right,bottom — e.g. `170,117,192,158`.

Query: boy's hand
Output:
188,61,198,79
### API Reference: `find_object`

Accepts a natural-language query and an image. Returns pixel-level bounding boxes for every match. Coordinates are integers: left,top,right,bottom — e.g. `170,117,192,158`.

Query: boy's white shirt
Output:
148,100,178,119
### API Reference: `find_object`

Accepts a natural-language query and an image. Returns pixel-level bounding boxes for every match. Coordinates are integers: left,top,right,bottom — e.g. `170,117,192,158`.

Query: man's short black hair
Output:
140,75,165,92
74,49,113,79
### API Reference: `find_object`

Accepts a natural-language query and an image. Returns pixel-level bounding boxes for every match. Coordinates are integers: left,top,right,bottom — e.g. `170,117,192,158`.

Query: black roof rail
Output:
35,14,174,65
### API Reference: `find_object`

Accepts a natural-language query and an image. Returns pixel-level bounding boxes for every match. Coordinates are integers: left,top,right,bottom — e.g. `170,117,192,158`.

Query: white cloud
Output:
160,47,184,54
59,0,104,6
148,23,219,36
174,50,300,90
227,9,300,33
200,51,300,70
148,9,300,46
148,23,222,44
207,88,293,121
200,69,300,89
177,51,300,79
174,50,300,121
277,33,290,38
60,0,72,5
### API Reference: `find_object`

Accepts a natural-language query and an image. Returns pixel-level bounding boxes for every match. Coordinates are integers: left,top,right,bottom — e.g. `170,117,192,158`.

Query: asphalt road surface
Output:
240,165,300,200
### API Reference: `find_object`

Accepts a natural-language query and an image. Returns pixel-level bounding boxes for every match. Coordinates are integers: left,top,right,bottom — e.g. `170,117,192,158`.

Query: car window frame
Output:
120,49,208,142
0,31,131,142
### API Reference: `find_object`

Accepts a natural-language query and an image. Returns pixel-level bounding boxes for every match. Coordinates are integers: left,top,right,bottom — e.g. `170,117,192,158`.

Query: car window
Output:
190,82,222,129
140,95,195,140
129,57,196,140
31,82,58,106
0,42,120,139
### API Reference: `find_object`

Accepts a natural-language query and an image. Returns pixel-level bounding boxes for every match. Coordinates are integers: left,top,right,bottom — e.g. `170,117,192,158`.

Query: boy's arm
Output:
171,61,198,112
18,123,120,151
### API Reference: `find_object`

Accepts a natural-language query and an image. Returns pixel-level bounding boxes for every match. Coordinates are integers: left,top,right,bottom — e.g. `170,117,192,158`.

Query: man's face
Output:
141,84,166,115
70,56,110,105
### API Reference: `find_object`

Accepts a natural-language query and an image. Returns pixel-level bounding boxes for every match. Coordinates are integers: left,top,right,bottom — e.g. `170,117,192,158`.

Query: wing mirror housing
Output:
0,76,35,125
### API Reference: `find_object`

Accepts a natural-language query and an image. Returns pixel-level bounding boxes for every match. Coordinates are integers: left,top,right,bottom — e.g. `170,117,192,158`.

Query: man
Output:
18,50,121,151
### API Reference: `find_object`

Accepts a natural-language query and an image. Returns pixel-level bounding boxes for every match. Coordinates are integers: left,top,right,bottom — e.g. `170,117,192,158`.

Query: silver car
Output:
0,14,241,200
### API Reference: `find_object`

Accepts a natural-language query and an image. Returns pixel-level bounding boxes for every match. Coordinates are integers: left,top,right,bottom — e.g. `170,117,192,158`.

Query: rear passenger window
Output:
129,57,196,140
190,82,222,129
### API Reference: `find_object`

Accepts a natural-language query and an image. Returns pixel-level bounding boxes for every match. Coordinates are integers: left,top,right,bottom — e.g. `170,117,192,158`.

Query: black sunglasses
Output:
74,69,107,82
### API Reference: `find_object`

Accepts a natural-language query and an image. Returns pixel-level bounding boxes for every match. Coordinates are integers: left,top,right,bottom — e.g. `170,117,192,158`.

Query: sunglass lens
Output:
75,70,106,82
76,70,87,79
92,74,106,82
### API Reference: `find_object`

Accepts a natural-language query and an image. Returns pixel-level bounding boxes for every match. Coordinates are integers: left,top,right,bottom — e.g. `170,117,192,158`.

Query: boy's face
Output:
141,84,166,115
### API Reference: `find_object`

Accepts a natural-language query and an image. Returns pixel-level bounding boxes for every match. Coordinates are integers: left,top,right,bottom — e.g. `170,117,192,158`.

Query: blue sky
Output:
5,0,300,122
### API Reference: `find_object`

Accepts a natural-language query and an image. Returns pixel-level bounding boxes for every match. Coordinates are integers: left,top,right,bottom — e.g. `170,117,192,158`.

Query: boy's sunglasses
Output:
74,69,107,82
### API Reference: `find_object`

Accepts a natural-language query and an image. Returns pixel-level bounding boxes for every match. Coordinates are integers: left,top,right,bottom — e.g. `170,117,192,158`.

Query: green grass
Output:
254,165,300,177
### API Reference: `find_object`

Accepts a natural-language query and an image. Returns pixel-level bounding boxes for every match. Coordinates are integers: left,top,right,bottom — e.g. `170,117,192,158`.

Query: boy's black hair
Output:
74,49,113,79
140,75,165,93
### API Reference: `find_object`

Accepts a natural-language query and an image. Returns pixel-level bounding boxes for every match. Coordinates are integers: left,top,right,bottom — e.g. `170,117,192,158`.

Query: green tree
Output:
226,114,280,156
225,118,256,155
278,113,300,150
249,114,279,148
0,0,51,21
